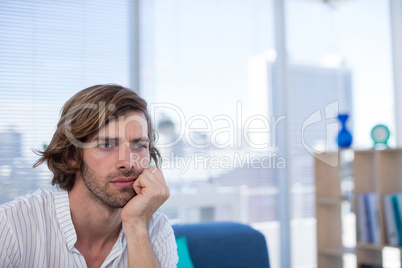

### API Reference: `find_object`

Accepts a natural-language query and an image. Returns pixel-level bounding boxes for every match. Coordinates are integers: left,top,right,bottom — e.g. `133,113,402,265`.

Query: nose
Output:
116,143,131,170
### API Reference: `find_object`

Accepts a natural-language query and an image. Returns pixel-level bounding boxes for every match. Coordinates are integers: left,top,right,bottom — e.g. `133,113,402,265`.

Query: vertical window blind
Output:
0,0,132,202
0,1,395,268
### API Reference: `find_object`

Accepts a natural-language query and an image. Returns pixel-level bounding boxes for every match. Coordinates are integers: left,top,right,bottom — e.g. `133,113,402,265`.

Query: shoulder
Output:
1,188,55,211
0,188,57,227
147,212,175,243
0,189,57,267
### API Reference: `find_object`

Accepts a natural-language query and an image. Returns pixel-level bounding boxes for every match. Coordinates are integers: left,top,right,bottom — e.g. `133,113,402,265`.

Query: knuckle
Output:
152,188,161,197
164,187,170,198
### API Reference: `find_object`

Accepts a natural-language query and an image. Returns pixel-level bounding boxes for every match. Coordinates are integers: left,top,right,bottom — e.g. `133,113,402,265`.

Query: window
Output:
139,0,395,267
0,1,395,267
0,0,132,201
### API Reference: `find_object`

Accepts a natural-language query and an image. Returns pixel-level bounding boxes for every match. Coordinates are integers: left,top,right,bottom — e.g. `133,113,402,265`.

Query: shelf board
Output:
354,147,402,154
316,197,350,205
356,243,385,250
357,242,402,250
318,246,355,256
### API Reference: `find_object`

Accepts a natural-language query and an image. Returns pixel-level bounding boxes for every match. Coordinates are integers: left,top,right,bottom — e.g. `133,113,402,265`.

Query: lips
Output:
111,177,136,187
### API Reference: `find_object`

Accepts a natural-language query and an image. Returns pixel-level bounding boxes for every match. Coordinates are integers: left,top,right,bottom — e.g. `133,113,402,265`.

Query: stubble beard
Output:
80,162,138,209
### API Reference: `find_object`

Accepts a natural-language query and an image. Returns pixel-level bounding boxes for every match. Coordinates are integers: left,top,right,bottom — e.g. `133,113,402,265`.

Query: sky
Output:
286,0,394,148
0,0,396,161
142,0,395,150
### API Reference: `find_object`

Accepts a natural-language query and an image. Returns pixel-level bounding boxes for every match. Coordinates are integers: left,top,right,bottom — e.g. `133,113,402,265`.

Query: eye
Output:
99,142,114,148
132,143,147,149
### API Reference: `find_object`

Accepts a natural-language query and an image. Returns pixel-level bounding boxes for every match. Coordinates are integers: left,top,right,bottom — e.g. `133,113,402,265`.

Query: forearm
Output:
120,167,171,268
123,222,161,268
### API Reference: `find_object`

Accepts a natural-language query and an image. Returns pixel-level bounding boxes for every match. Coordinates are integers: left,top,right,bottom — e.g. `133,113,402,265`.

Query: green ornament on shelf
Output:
371,124,390,149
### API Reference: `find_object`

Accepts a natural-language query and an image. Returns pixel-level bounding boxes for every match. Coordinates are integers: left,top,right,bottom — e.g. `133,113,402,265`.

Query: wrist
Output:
121,209,152,228
122,220,148,236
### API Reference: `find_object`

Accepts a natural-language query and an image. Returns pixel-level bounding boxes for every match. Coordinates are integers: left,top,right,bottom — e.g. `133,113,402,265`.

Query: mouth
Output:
110,177,136,188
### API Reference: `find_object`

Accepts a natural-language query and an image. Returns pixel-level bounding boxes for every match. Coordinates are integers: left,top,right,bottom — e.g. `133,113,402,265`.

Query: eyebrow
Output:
130,137,149,143
92,136,149,143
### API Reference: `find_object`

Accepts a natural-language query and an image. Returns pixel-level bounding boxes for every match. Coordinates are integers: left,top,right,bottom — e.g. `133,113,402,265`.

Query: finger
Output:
134,170,168,198
133,173,158,195
146,167,167,188
139,167,167,190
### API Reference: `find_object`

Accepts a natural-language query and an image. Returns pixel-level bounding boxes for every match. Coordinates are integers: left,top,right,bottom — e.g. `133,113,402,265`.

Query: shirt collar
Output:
53,188,127,253
54,188,77,250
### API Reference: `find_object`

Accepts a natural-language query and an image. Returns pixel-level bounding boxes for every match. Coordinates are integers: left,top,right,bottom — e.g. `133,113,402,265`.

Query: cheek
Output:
85,151,114,172
132,150,151,168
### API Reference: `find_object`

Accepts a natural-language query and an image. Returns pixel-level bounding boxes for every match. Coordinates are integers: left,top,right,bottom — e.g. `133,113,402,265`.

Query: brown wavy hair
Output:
33,84,161,191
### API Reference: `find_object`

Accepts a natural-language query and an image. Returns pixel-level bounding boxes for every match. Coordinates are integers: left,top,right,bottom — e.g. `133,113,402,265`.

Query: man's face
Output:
78,111,150,208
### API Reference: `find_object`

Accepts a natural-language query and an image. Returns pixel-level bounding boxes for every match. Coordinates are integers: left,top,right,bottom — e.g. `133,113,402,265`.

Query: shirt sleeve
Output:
148,213,178,268
0,213,20,268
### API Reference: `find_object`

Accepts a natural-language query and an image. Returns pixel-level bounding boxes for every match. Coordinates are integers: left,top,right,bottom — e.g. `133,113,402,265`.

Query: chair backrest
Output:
173,222,270,268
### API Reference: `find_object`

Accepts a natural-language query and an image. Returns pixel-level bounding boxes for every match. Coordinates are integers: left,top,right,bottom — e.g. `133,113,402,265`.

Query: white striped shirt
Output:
0,188,178,268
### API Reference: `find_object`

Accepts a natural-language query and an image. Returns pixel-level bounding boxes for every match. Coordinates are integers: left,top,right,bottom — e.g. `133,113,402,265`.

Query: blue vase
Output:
336,114,353,148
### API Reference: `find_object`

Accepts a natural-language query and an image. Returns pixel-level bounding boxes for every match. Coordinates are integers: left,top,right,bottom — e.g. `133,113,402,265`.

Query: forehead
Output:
97,111,148,138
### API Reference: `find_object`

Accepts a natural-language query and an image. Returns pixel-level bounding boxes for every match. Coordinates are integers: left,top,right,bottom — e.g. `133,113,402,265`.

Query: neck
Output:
69,179,122,247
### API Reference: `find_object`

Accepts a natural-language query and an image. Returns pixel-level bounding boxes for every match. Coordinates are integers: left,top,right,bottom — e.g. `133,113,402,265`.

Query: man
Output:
0,85,178,267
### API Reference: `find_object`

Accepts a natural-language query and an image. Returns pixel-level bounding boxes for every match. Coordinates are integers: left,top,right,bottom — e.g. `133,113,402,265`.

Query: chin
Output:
111,191,136,208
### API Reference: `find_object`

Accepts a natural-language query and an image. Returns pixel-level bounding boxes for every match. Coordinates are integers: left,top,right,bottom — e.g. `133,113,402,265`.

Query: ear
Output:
66,148,81,170
68,158,78,168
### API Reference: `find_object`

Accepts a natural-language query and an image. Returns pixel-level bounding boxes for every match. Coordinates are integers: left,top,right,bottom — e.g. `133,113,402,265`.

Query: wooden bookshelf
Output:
315,149,402,268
